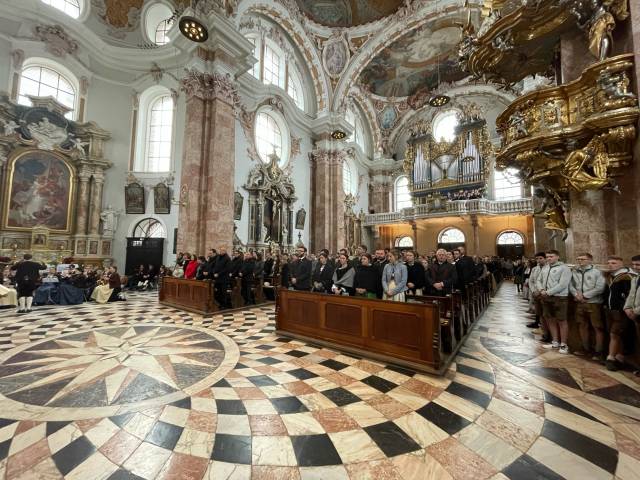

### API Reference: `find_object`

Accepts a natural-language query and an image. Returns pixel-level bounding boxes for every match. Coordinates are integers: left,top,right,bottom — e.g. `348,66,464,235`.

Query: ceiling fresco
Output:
358,22,467,98
294,0,404,27
94,0,187,29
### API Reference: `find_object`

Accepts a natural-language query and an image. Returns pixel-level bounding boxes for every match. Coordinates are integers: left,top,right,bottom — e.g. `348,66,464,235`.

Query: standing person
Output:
623,255,640,322
332,253,355,296
523,259,534,300
263,251,274,279
405,250,425,295
229,250,244,281
253,252,265,284
445,251,455,264
373,249,389,298
528,253,547,332
281,254,293,288
382,251,408,302
353,253,381,298
291,246,312,291
11,254,45,313
239,252,255,305
184,254,198,279
604,256,636,371
570,253,606,359
213,248,231,308
455,246,476,291
514,260,525,293
425,249,458,296
536,250,572,354
312,253,334,293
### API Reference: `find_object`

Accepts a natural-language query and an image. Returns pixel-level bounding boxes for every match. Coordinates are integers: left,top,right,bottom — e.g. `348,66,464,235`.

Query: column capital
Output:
309,147,352,166
181,69,240,105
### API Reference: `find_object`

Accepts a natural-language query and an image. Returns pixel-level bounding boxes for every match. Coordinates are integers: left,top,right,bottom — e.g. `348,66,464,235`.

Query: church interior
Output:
1,0,640,478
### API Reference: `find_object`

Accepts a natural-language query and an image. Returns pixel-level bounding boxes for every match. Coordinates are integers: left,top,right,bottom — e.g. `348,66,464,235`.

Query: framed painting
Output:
89,241,98,255
101,240,111,256
75,239,87,255
295,208,306,230
3,150,74,232
125,182,145,214
154,183,170,214
31,227,49,250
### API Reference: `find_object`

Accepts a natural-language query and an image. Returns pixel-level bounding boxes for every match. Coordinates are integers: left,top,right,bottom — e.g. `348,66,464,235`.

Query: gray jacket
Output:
382,262,408,296
624,276,640,315
569,265,605,304
529,265,543,293
536,261,572,297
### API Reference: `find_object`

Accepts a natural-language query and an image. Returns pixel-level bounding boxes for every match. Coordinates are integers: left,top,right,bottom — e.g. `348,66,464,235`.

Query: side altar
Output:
0,94,113,266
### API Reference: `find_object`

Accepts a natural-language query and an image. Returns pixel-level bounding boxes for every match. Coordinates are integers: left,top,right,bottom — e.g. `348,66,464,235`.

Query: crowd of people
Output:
521,250,640,372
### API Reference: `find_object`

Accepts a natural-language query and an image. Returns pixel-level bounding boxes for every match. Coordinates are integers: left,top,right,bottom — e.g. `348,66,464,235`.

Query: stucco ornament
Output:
33,25,79,57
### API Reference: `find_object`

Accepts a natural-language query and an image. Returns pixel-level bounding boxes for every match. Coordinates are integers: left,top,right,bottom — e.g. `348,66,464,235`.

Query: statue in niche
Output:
100,205,122,238
533,188,569,241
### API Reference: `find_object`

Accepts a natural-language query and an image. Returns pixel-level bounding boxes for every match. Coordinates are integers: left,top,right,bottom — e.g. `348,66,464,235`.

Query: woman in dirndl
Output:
382,251,408,302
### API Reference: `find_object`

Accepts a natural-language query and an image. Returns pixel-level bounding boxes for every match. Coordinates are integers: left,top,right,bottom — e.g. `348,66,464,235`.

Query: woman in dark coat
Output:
353,253,380,299
311,253,334,293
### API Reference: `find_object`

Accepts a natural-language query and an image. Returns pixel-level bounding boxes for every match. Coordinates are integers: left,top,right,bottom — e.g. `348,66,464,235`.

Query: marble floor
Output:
0,284,639,480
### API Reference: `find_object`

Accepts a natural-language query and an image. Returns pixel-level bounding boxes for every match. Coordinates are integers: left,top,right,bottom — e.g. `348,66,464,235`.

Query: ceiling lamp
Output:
331,130,347,140
429,0,451,107
179,16,208,43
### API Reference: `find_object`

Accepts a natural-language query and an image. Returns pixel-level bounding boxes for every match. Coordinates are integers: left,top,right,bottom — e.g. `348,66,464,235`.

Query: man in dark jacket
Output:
426,249,458,296
12,254,45,313
373,249,389,298
229,250,244,279
405,250,425,295
239,252,255,305
455,246,476,291
212,248,231,308
604,256,637,371
291,246,312,291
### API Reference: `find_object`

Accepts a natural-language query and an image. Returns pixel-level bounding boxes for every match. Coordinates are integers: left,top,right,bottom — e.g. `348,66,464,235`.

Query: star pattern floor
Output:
0,285,639,479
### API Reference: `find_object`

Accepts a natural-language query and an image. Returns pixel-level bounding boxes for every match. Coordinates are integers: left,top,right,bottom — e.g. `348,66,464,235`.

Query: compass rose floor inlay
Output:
0,285,639,479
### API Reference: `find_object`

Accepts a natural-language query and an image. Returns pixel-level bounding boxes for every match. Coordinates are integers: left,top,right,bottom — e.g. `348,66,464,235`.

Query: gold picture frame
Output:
31,227,49,250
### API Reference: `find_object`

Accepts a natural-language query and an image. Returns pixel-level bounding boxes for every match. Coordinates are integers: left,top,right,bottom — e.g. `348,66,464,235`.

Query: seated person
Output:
331,253,355,296
91,266,123,304
127,264,146,289
311,253,334,293
58,265,87,305
34,267,60,305
137,264,157,290
353,253,380,299
0,266,18,308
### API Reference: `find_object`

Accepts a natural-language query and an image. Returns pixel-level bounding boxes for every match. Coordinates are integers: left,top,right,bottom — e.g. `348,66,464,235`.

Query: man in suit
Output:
291,246,312,291
426,249,458,296
455,246,476,291
212,247,231,308
11,254,45,313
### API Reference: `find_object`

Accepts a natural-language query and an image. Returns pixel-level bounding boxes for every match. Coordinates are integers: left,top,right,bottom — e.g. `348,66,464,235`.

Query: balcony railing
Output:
363,198,533,226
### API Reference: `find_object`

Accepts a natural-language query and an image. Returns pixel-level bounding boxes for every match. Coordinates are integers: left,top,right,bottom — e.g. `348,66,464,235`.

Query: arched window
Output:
41,0,81,18
287,68,304,110
395,236,414,248
497,231,524,245
145,94,174,172
134,218,166,238
432,110,459,142
346,108,367,153
18,62,78,119
255,109,289,165
263,44,284,88
145,3,174,46
343,161,357,196
494,168,522,200
439,227,465,244
395,176,412,210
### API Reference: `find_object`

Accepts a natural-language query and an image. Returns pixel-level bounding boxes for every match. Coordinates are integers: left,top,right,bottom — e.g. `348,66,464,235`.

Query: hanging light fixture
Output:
179,1,208,43
429,0,451,107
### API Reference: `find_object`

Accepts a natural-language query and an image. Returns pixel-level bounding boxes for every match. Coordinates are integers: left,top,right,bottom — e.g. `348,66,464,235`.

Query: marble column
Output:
369,178,392,213
75,167,92,235
310,148,347,253
177,70,237,255
410,221,418,253
471,215,480,256
88,172,104,235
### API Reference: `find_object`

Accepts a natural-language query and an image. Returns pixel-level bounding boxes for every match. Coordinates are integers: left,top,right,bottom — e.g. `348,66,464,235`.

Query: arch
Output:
394,175,411,211
40,0,82,19
133,217,166,238
497,230,525,245
143,2,175,46
432,109,460,142
438,227,465,244
17,58,79,120
342,159,357,196
254,105,290,166
395,236,414,248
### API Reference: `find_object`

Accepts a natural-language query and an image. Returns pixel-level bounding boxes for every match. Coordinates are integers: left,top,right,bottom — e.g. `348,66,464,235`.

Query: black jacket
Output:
606,269,635,311
353,265,381,296
12,260,44,285
264,258,274,277
405,262,425,292
455,255,476,289
212,254,231,283
426,261,458,296
312,263,334,292
229,256,243,278
292,256,312,290
280,262,291,288
240,259,255,283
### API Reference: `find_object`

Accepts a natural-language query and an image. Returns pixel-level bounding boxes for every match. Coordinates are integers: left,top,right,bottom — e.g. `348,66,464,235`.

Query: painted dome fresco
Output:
294,0,405,27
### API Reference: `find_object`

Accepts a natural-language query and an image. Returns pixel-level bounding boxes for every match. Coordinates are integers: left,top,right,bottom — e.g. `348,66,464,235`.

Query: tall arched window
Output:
439,227,465,244
255,109,290,166
494,168,522,200
287,68,304,110
432,110,459,142
263,44,284,88
134,218,166,238
395,236,414,248
41,0,81,18
343,161,357,196
346,108,367,153
145,95,174,172
18,62,78,119
395,176,412,210
145,3,174,46
497,231,524,245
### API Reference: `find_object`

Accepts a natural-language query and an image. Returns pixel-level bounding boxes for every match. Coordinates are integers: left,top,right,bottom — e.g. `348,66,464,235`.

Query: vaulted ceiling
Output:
294,0,405,27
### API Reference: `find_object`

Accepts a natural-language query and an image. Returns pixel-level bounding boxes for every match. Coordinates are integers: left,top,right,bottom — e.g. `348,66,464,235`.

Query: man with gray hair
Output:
426,248,458,296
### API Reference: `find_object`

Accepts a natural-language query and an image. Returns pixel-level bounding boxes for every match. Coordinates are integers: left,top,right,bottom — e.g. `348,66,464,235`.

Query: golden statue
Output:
533,188,569,241
561,136,616,192
587,0,629,60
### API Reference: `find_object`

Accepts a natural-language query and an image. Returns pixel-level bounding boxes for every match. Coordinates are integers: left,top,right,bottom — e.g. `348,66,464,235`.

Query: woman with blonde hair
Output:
382,250,408,302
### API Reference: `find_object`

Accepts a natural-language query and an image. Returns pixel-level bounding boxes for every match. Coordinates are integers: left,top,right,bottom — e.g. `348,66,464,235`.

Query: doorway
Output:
125,218,166,275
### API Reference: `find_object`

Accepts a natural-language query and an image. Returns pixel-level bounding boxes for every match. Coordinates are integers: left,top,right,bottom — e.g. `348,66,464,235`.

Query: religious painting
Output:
125,182,145,214
234,192,244,221
153,183,170,214
323,39,349,77
31,227,49,250
75,240,87,255
359,22,466,97
89,241,98,255
101,241,111,256
295,208,306,230
4,150,74,232
295,0,404,27
380,106,398,130
2,237,29,249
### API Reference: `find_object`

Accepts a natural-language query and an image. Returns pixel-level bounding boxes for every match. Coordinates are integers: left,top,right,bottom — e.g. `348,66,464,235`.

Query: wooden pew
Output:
229,277,244,309
406,294,456,354
276,289,444,374
252,277,265,304
159,277,217,315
